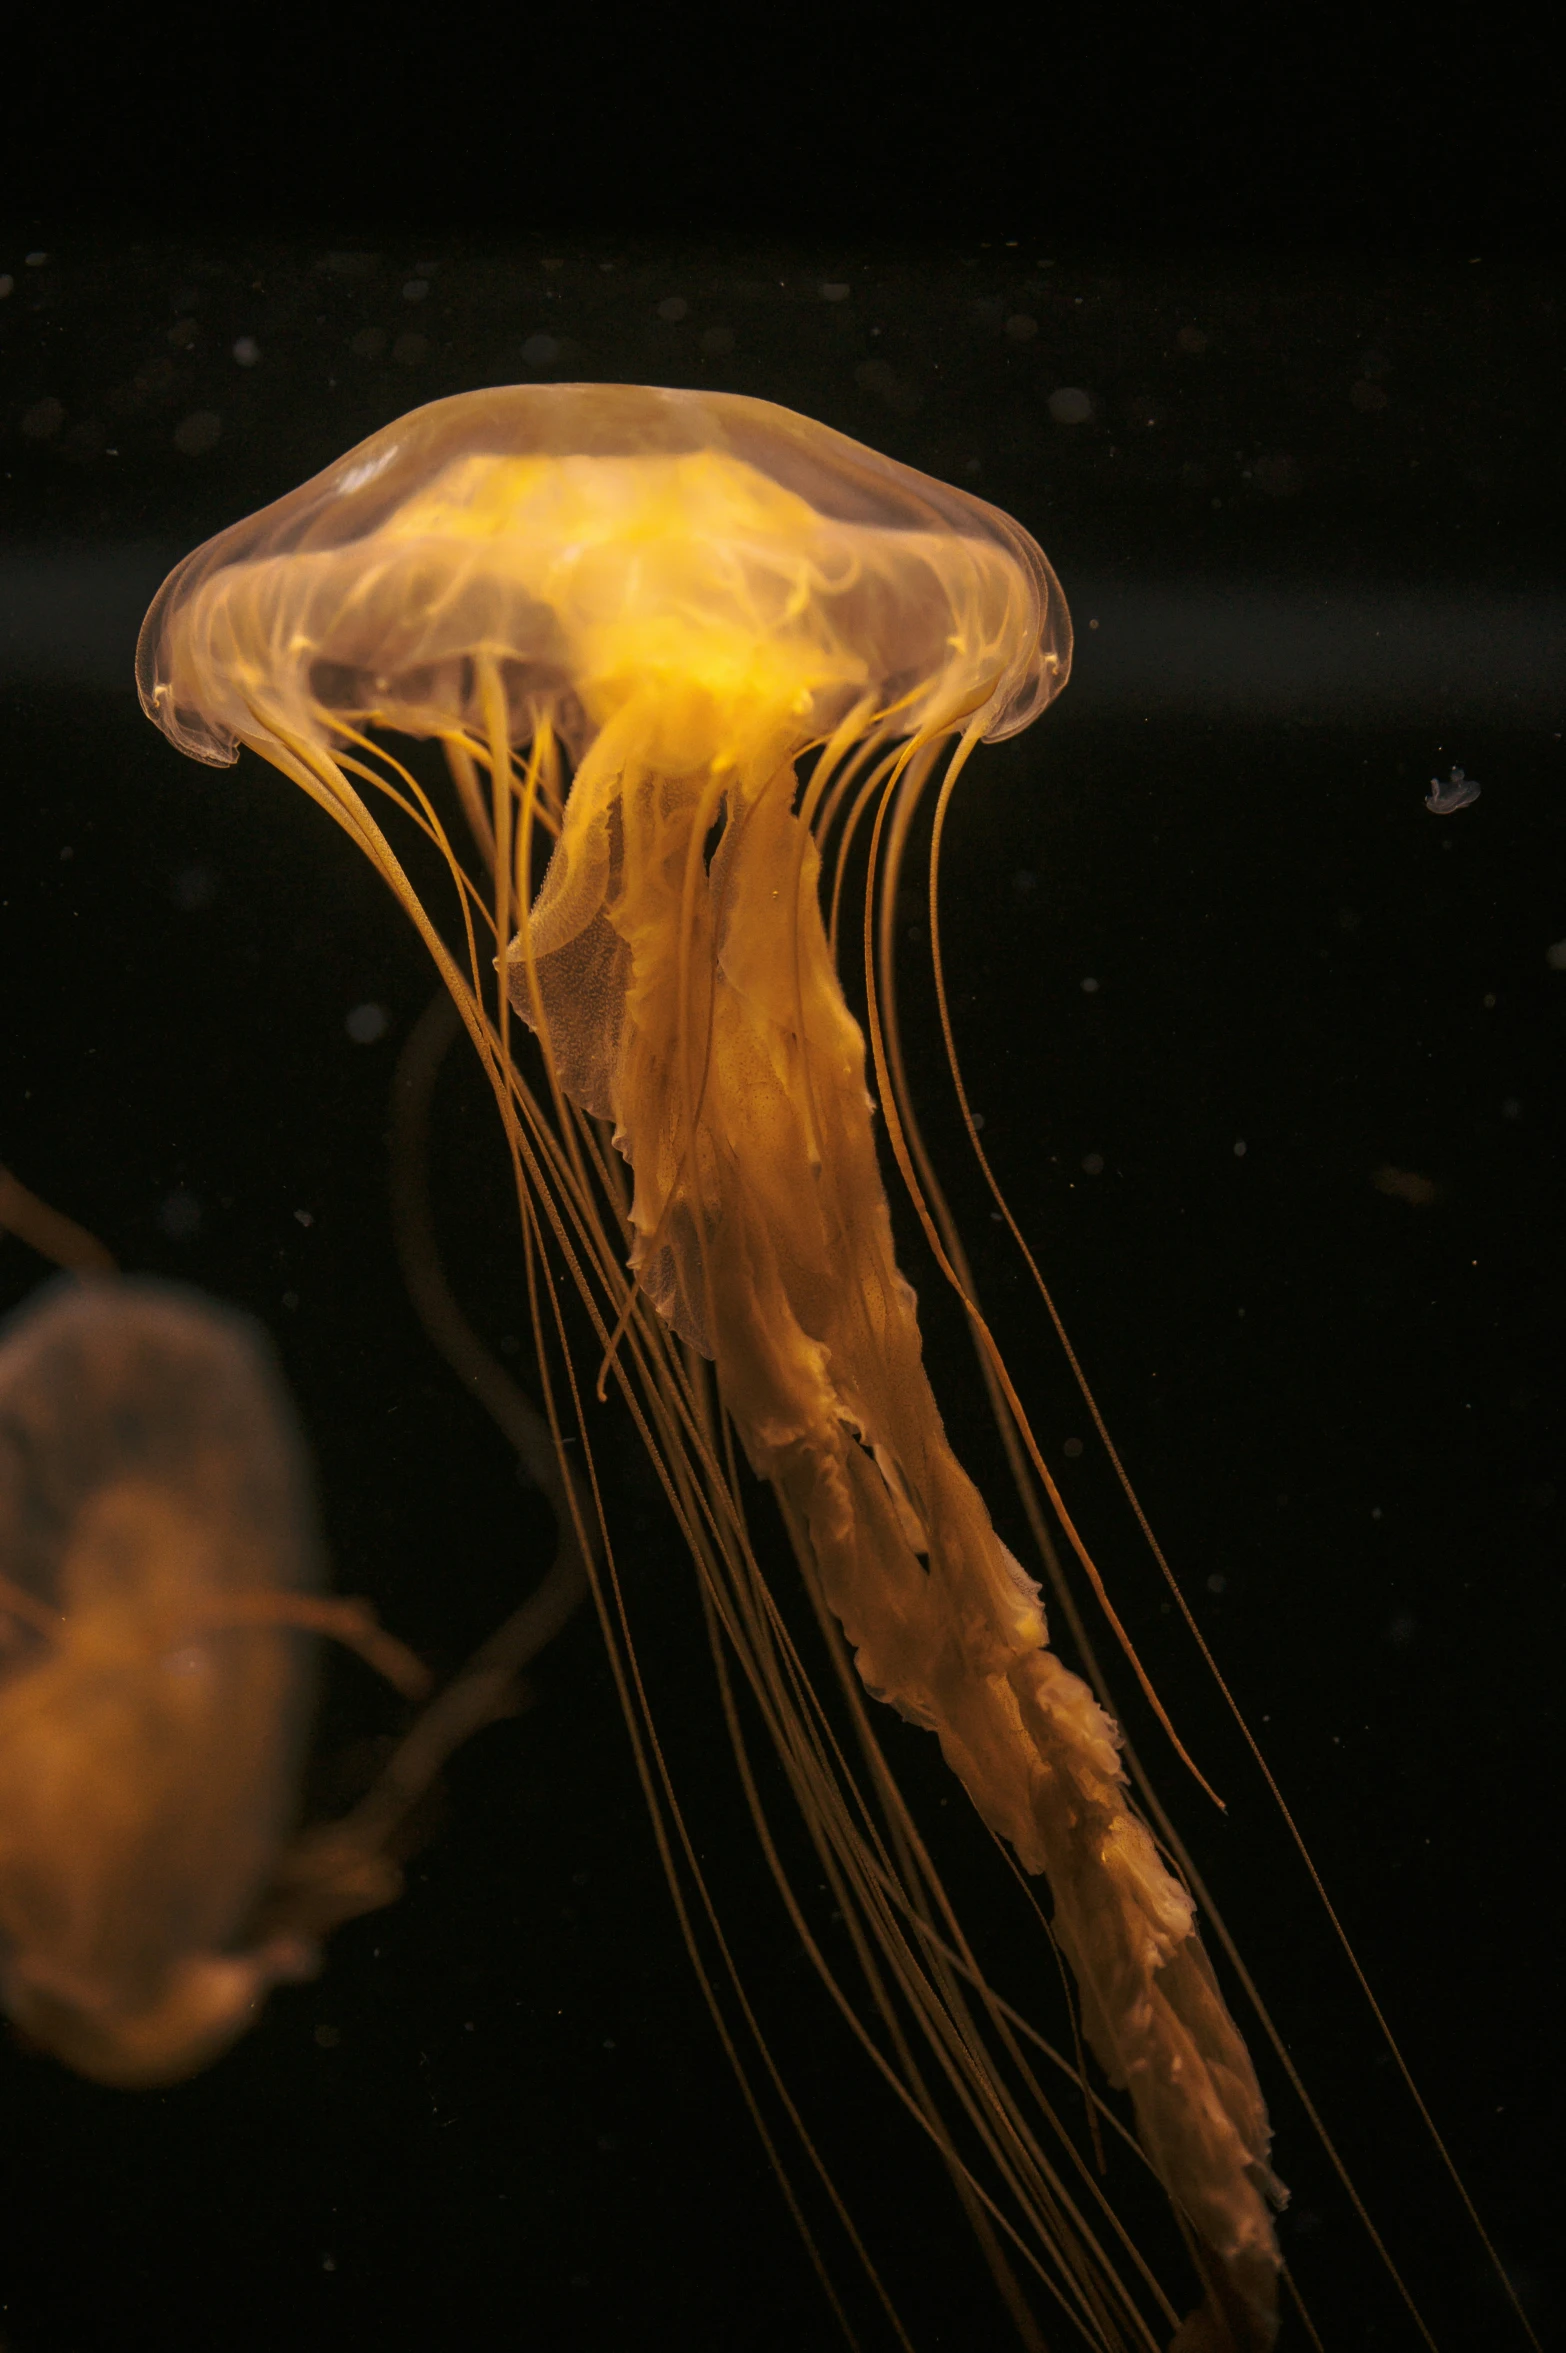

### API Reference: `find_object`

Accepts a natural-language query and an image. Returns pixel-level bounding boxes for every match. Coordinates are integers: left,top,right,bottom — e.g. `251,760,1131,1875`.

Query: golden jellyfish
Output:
0,1274,326,2086
0,1179,586,2097
137,385,1286,2349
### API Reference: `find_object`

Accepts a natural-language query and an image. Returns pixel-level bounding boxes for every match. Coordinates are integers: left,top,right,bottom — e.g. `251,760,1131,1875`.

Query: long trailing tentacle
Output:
256,988,592,1946
919,737,1534,2353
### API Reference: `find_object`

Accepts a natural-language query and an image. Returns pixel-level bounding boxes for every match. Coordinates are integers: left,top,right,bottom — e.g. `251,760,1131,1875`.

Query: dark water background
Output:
0,233,1561,2350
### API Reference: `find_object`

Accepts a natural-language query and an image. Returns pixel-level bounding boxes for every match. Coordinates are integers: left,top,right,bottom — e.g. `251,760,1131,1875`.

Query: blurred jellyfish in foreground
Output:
138,386,1285,2347
0,1276,324,2084
0,1149,584,2094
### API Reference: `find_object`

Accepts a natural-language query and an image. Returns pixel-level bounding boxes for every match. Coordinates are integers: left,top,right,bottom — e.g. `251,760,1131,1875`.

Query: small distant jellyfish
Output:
1426,765,1480,814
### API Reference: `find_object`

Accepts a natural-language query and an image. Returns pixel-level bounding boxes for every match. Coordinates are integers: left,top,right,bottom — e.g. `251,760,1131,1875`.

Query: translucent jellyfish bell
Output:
0,1279,320,2086
135,383,1071,774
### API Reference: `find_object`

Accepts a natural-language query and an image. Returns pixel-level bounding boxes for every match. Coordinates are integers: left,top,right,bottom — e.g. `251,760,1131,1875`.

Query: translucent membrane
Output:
0,1280,320,2086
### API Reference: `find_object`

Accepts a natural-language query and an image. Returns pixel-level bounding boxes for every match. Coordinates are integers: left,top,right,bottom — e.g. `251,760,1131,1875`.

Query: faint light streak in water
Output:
5,557,1565,727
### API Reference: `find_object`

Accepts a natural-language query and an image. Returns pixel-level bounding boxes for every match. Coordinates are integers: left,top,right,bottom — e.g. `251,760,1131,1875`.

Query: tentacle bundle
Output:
516,673,1285,2349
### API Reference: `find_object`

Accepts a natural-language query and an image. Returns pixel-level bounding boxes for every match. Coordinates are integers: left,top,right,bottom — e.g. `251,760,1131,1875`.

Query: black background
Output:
0,12,1561,2353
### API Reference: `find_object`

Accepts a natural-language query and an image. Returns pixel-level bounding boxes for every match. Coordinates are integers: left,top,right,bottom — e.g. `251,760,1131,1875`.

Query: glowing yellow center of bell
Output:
382,449,865,757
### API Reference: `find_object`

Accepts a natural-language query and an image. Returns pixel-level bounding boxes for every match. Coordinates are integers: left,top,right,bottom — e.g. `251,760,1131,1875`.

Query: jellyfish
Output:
1425,766,1480,815
137,386,1284,2349
0,1274,329,2085
0,1159,588,2093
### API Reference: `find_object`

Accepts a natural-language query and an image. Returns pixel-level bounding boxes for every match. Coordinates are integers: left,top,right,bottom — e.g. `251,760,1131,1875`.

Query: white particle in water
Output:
346,1001,389,1043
